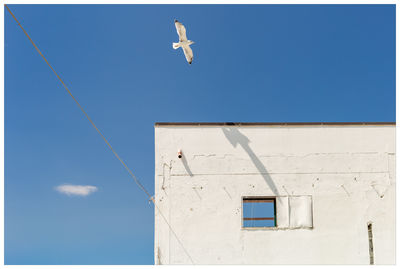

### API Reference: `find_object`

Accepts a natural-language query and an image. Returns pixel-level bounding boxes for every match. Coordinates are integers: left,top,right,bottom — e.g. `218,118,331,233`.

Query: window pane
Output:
244,219,275,228
243,198,276,228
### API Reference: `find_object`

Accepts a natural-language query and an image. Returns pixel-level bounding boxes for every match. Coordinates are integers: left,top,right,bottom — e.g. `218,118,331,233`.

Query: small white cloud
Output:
55,184,98,196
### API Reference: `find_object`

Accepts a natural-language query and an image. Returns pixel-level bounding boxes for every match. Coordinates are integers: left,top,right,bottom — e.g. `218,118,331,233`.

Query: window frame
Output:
241,196,277,229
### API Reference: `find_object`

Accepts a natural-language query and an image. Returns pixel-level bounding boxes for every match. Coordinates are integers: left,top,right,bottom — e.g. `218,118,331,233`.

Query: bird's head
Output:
189,40,195,45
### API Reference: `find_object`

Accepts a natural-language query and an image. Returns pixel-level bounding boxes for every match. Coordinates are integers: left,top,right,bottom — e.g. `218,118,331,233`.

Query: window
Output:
242,197,276,228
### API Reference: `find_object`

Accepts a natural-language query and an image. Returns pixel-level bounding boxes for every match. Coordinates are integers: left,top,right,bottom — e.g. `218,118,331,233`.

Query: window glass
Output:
243,198,276,228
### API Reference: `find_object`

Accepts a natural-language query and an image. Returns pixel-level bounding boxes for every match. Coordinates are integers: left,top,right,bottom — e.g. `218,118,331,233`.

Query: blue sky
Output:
4,4,395,265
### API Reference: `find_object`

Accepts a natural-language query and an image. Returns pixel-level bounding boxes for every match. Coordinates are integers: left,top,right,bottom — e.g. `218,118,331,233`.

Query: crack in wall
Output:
162,160,172,191
192,187,202,200
223,186,232,199
340,184,350,197
163,171,390,177
312,178,320,188
270,152,382,158
166,151,391,178
282,185,292,196
370,184,388,199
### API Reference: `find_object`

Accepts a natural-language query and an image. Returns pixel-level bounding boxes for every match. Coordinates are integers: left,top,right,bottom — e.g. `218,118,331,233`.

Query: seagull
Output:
173,19,195,65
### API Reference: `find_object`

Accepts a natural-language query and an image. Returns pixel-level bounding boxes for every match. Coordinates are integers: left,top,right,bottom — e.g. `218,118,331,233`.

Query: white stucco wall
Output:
154,123,395,265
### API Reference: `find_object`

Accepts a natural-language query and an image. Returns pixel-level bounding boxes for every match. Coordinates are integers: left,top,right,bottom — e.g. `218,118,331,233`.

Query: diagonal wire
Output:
5,4,194,264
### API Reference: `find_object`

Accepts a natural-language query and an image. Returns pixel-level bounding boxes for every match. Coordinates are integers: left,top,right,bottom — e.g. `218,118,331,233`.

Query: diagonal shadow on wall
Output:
181,153,194,177
222,126,280,197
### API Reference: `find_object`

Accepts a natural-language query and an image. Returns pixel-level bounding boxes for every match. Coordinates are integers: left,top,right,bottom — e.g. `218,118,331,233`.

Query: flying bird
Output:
173,19,195,65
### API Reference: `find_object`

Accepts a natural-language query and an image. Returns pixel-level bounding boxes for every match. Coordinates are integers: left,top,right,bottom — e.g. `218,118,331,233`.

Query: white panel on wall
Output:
289,196,313,228
276,196,289,228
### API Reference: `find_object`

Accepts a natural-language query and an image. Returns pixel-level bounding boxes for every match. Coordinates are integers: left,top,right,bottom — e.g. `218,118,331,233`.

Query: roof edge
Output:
154,122,396,127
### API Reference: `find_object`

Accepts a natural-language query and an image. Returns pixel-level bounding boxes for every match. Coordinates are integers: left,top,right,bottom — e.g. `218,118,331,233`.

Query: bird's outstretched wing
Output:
182,45,193,64
175,20,187,42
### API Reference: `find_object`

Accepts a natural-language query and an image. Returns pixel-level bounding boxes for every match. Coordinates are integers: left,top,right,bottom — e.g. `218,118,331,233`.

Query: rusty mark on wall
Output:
157,246,162,265
367,222,374,265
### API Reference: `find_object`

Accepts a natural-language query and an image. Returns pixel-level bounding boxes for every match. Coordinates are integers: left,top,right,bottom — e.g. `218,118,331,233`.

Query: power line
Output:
5,5,194,264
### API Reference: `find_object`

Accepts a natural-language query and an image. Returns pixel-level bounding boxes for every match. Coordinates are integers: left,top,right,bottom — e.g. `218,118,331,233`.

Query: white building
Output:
154,122,395,265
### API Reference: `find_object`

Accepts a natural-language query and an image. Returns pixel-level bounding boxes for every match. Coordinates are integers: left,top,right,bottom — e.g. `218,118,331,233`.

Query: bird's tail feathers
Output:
172,42,180,49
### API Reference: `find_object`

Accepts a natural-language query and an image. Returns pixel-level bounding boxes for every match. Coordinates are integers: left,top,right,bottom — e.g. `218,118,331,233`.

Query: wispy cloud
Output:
55,184,98,196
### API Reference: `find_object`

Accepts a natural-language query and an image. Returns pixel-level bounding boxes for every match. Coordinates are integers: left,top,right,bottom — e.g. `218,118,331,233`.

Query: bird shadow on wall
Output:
221,126,280,197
